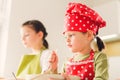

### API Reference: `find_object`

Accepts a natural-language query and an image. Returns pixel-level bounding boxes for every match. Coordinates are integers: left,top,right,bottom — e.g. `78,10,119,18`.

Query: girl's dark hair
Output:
95,31,105,51
22,20,49,48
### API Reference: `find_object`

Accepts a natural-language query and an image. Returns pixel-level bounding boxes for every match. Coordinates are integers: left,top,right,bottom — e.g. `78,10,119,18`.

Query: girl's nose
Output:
21,36,25,42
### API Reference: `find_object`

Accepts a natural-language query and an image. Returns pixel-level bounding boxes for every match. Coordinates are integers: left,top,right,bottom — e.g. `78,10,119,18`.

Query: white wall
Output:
1,0,120,79
93,0,120,37
3,0,92,77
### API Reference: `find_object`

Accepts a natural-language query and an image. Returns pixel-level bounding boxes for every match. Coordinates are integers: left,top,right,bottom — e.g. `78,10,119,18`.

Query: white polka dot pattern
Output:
65,50,95,80
64,2,106,35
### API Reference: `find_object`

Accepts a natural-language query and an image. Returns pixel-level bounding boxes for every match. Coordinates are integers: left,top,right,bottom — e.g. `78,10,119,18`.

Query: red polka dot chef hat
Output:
63,2,106,35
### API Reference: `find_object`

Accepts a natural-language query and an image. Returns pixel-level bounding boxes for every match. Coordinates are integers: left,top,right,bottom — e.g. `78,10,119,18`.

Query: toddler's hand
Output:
48,50,58,73
62,73,70,80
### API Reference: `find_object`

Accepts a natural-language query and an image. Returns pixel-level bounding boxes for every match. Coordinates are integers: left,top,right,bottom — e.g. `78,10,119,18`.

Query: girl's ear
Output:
38,31,43,39
87,30,94,41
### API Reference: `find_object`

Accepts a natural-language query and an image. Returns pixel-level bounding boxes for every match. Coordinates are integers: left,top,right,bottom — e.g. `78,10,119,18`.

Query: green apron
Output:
16,47,46,78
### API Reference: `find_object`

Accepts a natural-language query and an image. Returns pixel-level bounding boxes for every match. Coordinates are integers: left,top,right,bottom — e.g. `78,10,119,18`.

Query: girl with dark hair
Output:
16,20,58,79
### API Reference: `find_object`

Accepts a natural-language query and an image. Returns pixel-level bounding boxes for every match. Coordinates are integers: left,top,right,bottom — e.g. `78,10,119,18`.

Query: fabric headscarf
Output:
64,2,106,35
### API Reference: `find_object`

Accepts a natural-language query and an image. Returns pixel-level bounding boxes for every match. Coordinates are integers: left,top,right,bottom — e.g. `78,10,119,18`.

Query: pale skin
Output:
17,25,58,80
1,25,58,80
20,25,43,53
21,25,58,71
49,30,94,80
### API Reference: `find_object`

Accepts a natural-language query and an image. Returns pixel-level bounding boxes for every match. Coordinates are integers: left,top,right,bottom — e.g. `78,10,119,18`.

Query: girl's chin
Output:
68,47,77,53
69,49,75,52
71,51,76,53
71,49,77,53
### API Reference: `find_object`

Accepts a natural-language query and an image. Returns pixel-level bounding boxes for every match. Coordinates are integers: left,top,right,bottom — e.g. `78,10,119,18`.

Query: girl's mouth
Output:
67,44,72,48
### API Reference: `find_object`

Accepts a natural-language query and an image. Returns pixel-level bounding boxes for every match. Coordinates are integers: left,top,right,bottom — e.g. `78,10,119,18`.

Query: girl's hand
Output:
48,50,58,73
48,78,55,80
0,77,6,80
62,73,70,80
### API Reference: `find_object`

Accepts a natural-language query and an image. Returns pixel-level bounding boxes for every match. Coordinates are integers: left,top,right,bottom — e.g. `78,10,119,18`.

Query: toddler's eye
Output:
69,34,73,37
69,34,75,37
65,34,75,38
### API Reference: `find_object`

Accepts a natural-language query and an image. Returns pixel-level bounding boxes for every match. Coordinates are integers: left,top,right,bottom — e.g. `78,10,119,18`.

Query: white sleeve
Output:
40,49,52,73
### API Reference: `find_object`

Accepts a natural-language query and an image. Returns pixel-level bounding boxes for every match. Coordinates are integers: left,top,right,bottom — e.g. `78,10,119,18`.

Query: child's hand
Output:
48,78,55,80
62,73,70,80
48,50,58,73
0,77,6,80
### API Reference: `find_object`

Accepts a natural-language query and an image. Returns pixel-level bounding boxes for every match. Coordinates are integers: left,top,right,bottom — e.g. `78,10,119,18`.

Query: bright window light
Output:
101,34,120,42
101,34,118,40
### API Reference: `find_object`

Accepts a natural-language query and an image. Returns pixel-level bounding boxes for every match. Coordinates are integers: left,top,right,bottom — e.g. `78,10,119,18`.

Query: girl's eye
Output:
69,34,73,37
69,34,75,37
24,34,29,37
65,34,75,38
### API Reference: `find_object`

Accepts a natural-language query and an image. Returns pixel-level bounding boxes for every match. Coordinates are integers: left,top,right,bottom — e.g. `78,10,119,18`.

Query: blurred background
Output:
0,0,120,80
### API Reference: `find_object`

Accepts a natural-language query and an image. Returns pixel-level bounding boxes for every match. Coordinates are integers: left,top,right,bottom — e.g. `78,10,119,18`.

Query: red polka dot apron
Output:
65,50,95,80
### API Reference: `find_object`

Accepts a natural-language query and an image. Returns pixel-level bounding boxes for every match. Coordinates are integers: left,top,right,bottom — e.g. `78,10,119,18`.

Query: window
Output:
0,0,11,75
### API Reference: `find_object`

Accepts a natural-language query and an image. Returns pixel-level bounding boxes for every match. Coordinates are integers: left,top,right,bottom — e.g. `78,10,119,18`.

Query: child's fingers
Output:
61,73,70,80
47,50,58,72
49,51,58,63
48,78,55,80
